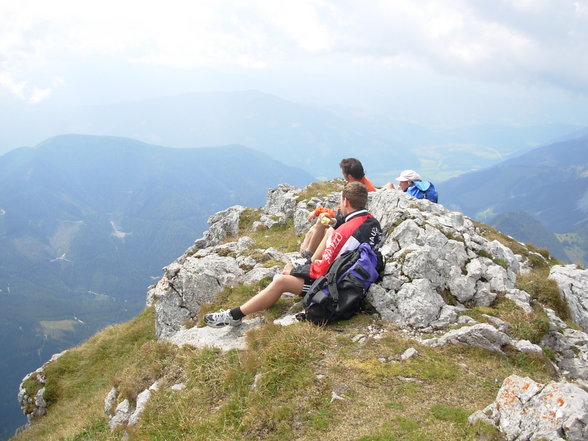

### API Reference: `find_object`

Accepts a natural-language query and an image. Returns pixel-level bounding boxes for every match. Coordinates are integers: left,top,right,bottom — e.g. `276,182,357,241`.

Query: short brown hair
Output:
342,181,368,210
339,158,366,180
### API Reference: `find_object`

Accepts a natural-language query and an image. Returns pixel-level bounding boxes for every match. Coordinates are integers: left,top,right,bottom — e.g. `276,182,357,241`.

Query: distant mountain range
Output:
0,134,314,439
489,211,569,262
0,90,579,183
439,134,588,264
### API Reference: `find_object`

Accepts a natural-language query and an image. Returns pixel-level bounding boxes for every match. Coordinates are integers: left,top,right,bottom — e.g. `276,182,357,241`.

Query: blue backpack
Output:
409,180,438,203
301,243,384,325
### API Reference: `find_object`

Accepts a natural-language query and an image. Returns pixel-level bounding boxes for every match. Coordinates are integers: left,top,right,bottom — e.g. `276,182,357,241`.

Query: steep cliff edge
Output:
14,182,588,441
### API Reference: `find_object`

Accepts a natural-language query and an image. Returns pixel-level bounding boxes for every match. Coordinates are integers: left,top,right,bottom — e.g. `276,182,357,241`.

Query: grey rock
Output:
401,348,419,360
163,317,264,351
424,323,511,353
104,387,118,416
505,288,534,313
155,254,244,338
482,314,509,332
471,375,588,441
243,266,281,285
109,399,131,430
195,205,248,250
127,389,151,427
263,184,300,218
550,265,588,333
513,339,543,354
368,279,447,329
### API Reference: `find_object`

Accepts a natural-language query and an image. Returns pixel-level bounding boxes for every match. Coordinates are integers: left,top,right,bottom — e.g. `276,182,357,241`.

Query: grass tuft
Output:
516,271,571,321
295,179,345,202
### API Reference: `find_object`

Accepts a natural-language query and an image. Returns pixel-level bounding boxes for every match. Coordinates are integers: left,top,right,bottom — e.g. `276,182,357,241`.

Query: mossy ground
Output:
13,304,557,441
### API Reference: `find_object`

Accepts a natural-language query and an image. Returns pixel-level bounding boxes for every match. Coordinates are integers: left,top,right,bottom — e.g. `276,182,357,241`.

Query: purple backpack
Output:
301,243,383,325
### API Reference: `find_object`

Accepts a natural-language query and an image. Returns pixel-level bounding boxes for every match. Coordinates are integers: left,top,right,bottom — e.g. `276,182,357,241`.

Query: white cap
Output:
395,169,421,182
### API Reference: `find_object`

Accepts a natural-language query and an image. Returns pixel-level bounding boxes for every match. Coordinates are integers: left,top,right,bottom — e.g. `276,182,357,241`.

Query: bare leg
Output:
311,227,333,261
300,228,314,253
306,221,329,255
240,275,304,315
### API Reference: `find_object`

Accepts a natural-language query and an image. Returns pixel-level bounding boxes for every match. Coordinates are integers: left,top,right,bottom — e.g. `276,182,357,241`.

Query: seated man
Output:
385,169,438,203
300,158,376,260
204,181,382,327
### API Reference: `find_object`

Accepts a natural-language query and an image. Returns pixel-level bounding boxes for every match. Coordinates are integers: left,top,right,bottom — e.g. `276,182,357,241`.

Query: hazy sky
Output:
1,0,588,126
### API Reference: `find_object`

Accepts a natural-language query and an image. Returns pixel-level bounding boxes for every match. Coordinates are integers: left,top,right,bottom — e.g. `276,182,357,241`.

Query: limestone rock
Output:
109,399,131,430
127,389,151,427
549,265,588,333
263,184,300,218
104,387,118,416
471,375,588,441
541,309,588,380
163,317,264,351
17,350,66,426
367,279,446,329
191,205,247,251
154,254,244,338
424,323,511,353
365,188,526,331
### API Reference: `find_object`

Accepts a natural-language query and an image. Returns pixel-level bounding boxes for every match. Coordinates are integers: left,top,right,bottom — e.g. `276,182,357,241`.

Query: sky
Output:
1,0,588,127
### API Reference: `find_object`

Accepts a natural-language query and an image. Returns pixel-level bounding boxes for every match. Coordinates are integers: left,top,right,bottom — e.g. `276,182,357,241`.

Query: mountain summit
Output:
13,182,588,441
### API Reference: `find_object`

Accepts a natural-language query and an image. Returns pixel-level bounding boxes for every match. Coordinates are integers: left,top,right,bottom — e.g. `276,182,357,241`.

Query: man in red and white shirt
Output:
204,181,382,328
300,158,377,260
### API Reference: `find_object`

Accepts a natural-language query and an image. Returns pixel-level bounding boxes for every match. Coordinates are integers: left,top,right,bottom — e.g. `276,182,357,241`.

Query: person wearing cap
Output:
385,169,438,203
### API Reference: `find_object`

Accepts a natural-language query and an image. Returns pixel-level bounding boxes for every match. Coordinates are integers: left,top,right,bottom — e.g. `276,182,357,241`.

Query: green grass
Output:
466,297,551,344
12,308,157,441
13,308,560,441
295,179,345,202
248,218,300,252
472,220,561,271
516,271,571,322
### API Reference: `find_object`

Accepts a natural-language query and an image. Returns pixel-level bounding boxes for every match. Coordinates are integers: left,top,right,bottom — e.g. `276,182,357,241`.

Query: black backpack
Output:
300,243,384,325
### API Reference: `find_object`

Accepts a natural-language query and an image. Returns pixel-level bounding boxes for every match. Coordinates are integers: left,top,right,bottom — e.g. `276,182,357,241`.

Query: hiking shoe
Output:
204,309,242,328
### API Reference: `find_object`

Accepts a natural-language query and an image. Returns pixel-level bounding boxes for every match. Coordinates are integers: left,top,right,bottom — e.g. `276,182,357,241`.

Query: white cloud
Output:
0,0,587,106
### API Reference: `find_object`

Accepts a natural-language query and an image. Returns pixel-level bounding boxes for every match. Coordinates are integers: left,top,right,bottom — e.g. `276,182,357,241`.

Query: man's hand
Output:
318,213,335,227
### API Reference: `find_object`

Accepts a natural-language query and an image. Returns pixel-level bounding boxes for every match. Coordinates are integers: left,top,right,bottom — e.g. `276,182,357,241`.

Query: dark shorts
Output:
289,263,315,296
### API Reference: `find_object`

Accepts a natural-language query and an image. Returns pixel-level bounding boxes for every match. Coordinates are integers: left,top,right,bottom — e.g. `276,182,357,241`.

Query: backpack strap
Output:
324,254,348,304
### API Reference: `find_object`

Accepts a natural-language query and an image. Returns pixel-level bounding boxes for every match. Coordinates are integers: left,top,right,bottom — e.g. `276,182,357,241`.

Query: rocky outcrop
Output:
150,253,246,338
549,264,588,333
104,380,184,433
470,375,588,441
152,186,535,339
366,189,524,330
17,350,67,427
146,186,588,378
541,308,588,381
